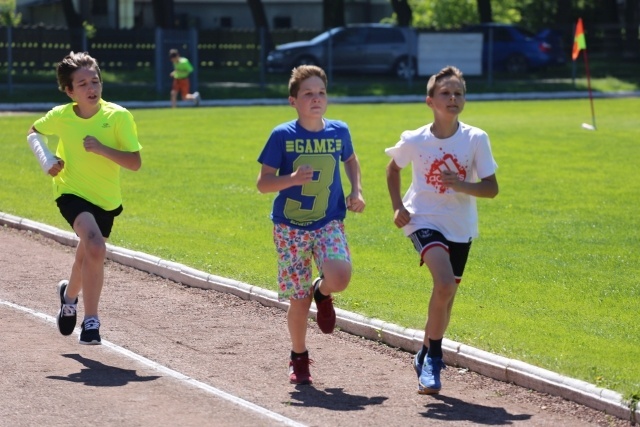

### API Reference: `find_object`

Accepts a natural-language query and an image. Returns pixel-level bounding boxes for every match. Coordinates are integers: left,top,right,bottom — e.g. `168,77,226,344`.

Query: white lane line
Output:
0,299,307,427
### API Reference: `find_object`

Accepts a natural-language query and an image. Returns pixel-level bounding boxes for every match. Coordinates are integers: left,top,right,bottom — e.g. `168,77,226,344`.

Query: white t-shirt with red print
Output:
385,121,497,242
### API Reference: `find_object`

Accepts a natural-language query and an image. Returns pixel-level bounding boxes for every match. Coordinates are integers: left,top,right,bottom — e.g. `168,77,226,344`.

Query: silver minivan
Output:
266,24,418,79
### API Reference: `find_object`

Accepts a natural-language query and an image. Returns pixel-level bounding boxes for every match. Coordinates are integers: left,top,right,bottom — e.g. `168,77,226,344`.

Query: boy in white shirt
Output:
385,65,499,394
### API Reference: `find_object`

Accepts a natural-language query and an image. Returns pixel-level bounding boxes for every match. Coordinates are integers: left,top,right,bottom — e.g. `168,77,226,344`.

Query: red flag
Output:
572,18,586,61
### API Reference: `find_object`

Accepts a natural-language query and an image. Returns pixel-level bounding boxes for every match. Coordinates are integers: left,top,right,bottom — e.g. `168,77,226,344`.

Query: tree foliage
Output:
396,0,524,30
0,0,21,26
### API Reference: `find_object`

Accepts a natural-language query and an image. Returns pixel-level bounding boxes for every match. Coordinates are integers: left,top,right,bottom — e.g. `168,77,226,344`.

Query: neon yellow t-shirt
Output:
173,57,193,79
33,99,143,211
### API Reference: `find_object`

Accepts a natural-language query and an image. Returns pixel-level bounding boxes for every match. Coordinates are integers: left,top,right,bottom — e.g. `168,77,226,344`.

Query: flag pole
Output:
573,18,596,131
583,48,596,130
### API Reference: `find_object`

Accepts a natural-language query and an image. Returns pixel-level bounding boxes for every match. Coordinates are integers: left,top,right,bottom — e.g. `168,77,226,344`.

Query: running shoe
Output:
56,280,77,336
313,277,335,334
288,354,313,385
79,318,101,345
418,356,446,395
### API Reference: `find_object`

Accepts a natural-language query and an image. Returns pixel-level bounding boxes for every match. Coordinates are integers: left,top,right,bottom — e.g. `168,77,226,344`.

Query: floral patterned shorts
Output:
273,220,351,301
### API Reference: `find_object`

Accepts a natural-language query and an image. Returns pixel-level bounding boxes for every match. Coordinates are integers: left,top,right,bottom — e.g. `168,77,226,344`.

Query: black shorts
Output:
56,194,123,238
409,229,472,282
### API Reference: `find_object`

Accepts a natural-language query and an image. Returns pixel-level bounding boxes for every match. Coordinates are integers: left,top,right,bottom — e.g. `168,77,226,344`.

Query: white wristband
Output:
27,132,58,174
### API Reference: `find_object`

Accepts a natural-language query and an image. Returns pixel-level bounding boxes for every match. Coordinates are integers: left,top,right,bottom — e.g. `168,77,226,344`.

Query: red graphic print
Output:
424,153,466,193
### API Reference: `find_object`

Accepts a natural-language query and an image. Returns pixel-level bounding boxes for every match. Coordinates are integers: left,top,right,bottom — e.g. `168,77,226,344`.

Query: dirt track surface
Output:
0,225,632,427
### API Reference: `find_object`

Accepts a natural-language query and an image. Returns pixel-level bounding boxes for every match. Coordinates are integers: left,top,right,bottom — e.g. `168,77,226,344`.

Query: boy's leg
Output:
423,245,458,341
186,92,201,106
312,221,352,333
314,259,351,295
418,246,458,394
170,89,178,108
288,296,313,384
288,296,312,354
423,246,458,346
72,212,107,318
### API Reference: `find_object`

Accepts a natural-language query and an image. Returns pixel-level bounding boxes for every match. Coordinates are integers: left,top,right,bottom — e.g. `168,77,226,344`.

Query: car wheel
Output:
294,56,319,67
394,56,416,80
505,54,528,74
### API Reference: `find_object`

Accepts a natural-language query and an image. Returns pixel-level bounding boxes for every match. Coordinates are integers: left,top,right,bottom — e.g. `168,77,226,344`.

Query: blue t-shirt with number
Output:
258,119,354,230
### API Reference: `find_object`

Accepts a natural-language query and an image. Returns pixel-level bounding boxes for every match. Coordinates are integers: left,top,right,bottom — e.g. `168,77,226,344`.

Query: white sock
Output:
63,291,76,305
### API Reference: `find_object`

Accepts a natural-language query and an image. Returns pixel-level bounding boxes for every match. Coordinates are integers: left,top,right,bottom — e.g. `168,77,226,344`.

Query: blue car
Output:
463,23,560,73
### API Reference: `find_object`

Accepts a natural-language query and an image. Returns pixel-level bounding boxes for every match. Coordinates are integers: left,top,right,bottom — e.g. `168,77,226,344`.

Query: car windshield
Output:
310,28,340,43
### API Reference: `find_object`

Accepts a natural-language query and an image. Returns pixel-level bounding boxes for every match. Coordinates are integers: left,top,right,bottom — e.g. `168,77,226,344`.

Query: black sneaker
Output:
56,280,77,336
79,318,101,345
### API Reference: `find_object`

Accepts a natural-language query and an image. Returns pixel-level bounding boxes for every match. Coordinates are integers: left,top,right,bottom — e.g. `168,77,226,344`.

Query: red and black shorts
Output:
409,228,472,283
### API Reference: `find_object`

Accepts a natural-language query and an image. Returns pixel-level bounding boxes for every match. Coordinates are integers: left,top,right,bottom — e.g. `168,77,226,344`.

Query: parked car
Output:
462,23,562,73
266,24,418,79
536,28,568,66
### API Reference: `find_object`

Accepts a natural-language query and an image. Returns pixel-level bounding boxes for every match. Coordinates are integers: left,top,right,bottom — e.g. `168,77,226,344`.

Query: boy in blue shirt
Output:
257,65,365,384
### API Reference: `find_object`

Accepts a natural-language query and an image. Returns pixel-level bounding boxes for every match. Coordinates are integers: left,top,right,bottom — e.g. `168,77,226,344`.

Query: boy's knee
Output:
432,282,457,301
84,235,107,260
323,264,352,292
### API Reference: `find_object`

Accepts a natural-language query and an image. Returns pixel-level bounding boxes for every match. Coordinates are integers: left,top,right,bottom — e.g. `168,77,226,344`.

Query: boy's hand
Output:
346,191,365,213
48,158,65,177
83,135,103,154
441,169,462,191
291,164,314,185
393,206,411,228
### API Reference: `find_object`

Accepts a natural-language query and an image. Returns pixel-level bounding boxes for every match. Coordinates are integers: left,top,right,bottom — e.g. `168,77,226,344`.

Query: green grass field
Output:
1,97,638,401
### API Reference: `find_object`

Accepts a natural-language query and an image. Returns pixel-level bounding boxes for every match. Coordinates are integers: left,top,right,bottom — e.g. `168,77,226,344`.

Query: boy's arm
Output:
441,170,499,198
82,136,142,171
256,163,313,194
386,159,411,228
26,126,64,176
343,154,365,213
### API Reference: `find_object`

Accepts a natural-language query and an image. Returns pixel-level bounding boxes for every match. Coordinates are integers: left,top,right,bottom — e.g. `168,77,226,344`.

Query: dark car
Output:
266,24,418,79
462,23,560,73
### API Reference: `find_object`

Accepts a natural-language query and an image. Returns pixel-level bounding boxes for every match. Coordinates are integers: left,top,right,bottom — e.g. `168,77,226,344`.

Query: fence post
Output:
189,27,198,92
155,27,163,94
487,27,493,88
259,27,266,90
7,25,13,95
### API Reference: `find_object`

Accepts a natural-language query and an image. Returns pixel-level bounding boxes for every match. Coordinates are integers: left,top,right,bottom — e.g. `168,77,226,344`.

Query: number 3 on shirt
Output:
285,154,336,223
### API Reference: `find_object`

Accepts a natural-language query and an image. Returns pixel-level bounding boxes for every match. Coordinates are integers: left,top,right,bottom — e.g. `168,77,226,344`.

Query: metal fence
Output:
0,25,320,73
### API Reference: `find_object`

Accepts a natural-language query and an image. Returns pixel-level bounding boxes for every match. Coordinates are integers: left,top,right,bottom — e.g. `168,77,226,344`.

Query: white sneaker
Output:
193,92,201,106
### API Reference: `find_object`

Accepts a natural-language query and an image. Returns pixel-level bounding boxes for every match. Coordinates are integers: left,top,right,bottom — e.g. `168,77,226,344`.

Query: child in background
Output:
27,51,142,345
385,65,499,394
257,65,365,385
169,48,201,108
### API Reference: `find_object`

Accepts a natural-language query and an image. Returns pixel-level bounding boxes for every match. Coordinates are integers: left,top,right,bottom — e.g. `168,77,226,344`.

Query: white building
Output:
16,0,394,30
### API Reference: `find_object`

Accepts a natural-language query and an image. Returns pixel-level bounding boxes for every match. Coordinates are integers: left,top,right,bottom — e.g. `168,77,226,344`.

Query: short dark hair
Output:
169,49,180,58
56,51,102,92
426,65,466,97
288,65,328,97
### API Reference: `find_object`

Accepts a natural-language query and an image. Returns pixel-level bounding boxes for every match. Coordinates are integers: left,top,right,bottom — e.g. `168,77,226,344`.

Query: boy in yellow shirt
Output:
27,51,143,345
